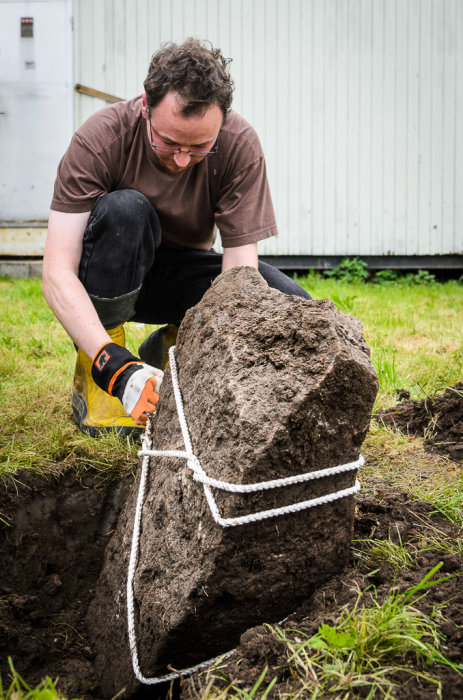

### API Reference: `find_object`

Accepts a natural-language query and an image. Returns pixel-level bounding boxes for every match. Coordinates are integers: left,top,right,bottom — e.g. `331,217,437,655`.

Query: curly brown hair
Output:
144,38,234,117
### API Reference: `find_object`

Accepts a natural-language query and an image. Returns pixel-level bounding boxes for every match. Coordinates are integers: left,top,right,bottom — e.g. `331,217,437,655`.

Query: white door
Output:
0,0,73,223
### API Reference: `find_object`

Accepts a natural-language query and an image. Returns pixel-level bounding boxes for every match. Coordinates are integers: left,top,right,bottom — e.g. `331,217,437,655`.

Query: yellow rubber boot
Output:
138,324,178,371
72,325,143,438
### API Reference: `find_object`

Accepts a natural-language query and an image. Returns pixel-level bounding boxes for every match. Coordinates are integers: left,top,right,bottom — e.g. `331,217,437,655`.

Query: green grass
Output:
361,421,463,524
353,527,416,572
0,658,69,699
354,518,463,570
0,277,155,480
1,272,462,485
187,666,277,699
268,564,462,699
191,564,462,699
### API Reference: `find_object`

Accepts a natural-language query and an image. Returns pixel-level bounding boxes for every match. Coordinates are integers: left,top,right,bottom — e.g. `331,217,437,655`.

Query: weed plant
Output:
0,658,68,699
188,666,277,699
271,563,461,698
353,525,415,571
362,422,463,523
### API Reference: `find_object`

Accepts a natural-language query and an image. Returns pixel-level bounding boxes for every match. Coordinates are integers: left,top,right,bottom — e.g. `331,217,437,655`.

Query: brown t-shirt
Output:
51,96,278,250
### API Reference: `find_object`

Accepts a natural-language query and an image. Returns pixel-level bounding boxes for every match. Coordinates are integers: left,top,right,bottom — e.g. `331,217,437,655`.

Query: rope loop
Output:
127,345,363,685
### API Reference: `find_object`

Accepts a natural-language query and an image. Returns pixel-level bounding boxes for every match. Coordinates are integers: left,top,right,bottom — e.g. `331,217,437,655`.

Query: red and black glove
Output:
92,342,163,425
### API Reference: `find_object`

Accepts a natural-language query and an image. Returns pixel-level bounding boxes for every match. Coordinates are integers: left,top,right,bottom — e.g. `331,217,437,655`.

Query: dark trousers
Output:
78,189,311,328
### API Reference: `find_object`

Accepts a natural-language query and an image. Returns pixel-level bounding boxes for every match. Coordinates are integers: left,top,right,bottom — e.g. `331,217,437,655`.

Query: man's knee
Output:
88,189,161,247
79,189,161,302
257,261,312,300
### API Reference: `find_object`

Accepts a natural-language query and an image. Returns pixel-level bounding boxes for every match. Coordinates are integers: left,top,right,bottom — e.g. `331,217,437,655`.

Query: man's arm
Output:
42,210,112,358
221,242,258,272
43,210,162,426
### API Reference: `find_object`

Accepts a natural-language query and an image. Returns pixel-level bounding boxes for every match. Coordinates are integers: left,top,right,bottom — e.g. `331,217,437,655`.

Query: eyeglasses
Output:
148,110,219,157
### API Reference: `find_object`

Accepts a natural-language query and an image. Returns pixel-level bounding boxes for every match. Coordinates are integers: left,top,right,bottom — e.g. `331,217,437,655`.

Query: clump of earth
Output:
1,467,462,699
379,383,463,461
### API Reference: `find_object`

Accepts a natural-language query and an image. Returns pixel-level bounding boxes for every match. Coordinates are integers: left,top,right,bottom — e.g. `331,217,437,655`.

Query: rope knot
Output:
187,454,202,478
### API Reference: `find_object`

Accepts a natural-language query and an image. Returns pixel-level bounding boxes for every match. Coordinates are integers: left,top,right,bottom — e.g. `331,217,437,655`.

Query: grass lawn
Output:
0,270,462,485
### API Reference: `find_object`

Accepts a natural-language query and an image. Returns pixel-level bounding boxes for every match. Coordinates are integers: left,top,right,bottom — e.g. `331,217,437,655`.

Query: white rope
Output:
127,345,363,684
142,448,363,493
138,346,362,527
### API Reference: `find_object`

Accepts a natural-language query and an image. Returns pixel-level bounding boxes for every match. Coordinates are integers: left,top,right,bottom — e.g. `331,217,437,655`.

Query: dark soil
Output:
182,484,463,699
378,383,463,461
1,467,462,699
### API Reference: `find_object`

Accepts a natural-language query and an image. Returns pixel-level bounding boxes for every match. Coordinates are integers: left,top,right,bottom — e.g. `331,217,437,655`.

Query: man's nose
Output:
174,149,191,167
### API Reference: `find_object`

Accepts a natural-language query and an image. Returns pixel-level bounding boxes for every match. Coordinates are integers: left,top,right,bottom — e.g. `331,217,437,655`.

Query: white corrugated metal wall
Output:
74,0,463,258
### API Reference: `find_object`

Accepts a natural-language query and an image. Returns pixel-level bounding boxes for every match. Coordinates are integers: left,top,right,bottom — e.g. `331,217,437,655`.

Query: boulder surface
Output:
87,267,378,698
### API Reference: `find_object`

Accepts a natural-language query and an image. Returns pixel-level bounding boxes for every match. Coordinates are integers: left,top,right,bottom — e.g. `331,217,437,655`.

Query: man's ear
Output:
141,92,148,119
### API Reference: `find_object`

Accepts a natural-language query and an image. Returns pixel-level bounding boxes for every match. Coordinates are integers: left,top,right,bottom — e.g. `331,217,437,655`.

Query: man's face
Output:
143,92,222,174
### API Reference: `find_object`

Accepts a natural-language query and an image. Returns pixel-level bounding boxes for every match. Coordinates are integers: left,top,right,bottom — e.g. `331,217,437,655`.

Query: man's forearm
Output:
43,209,112,359
42,268,111,359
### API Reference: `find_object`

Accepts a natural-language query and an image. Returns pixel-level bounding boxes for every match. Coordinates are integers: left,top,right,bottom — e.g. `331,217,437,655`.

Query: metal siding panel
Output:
346,0,361,255
324,1,338,254
393,0,408,256
333,0,347,256
441,0,458,253
260,0,281,252
298,0,313,256
417,0,432,255
287,0,302,257
125,0,137,96
381,0,396,254
311,0,326,254
455,0,463,253
428,0,444,254
275,0,290,251
370,0,386,254
406,0,421,255
205,0,219,39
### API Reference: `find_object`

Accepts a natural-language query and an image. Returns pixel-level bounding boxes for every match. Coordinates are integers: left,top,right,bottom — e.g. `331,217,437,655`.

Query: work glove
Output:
91,342,163,425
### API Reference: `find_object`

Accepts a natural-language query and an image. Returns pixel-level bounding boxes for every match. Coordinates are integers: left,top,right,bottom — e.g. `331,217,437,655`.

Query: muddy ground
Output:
379,383,463,462
0,386,462,699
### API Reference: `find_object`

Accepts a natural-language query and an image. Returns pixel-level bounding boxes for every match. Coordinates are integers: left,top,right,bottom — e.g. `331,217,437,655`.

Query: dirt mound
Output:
379,384,463,461
1,471,462,699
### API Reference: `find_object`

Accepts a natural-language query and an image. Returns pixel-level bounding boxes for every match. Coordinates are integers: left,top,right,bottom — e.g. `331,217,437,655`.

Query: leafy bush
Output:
373,269,399,285
324,257,369,283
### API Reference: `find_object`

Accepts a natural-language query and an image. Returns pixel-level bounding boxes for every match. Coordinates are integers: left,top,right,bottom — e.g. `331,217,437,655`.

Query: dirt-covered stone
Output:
87,267,378,698
379,383,463,461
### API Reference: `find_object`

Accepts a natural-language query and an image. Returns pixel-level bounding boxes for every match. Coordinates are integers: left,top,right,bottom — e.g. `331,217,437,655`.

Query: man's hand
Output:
91,342,163,425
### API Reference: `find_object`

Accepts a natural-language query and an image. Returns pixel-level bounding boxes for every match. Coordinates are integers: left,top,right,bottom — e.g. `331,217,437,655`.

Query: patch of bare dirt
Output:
379,383,463,461
1,468,462,699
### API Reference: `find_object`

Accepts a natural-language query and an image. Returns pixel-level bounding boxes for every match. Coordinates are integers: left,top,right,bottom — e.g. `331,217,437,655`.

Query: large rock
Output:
87,267,378,698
